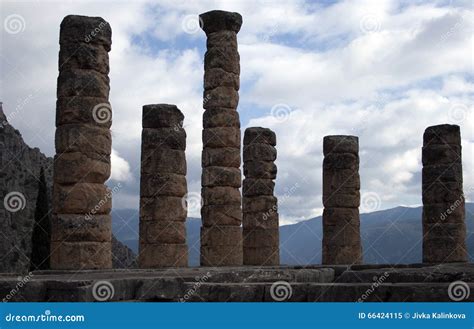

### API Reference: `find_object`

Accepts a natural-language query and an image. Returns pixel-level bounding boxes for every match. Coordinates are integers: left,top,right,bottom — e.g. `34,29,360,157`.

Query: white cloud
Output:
110,148,133,182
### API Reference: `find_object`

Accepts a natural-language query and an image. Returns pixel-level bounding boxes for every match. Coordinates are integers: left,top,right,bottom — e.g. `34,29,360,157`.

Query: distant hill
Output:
112,203,474,266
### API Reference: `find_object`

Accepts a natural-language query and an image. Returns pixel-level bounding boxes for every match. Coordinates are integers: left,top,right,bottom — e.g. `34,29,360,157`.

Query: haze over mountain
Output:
113,203,474,266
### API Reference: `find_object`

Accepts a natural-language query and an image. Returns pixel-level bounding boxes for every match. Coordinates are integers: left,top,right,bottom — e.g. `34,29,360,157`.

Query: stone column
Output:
242,127,279,265
51,15,113,269
139,104,188,268
422,124,466,263
199,10,243,266
322,136,362,265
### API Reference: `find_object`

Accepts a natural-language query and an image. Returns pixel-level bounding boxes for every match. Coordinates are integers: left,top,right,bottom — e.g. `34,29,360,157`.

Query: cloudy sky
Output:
1,0,472,225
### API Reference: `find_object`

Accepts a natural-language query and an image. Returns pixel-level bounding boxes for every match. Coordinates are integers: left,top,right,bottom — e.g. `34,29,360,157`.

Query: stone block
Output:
202,186,241,206
422,144,461,165
323,169,360,194
323,191,360,208
204,67,239,91
422,237,467,263
202,127,240,148
142,104,184,129
322,244,362,265
200,245,243,266
202,147,240,167
243,161,277,179
141,148,186,175
201,204,242,226
141,128,186,151
140,173,187,197
323,224,361,247
57,69,109,98
50,241,112,269
422,202,465,224
244,127,277,146
200,11,242,34
203,108,240,128
322,207,359,226
422,163,463,184
51,214,111,242
243,246,279,266
242,196,277,213
139,243,188,268
323,153,359,170
59,42,109,74
206,30,238,49
202,166,241,187
204,47,240,74
54,152,110,184
323,135,358,155
53,183,111,214
140,196,186,221
243,143,277,162
60,15,112,51
201,226,242,247
203,86,239,109
422,181,463,204
56,97,111,128
243,211,279,229
55,124,111,155
423,124,461,146
243,178,275,196
243,228,279,248
140,221,186,244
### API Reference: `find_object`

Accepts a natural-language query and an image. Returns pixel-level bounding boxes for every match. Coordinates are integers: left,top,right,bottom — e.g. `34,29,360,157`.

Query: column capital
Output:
199,10,242,34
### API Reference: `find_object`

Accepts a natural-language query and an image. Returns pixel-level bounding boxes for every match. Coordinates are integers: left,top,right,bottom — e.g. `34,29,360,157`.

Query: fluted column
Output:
422,124,466,263
199,10,243,266
139,104,188,268
322,135,362,265
51,15,112,269
242,127,279,265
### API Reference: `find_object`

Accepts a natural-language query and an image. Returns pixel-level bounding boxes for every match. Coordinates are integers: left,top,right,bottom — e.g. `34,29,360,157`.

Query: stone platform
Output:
1,263,473,302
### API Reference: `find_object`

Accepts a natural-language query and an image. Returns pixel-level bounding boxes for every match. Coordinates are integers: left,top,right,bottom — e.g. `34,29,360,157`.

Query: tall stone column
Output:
199,10,243,266
242,127,279,265
322,135,362,265
139,104,188,268
51,15,112,269
422,124,466,263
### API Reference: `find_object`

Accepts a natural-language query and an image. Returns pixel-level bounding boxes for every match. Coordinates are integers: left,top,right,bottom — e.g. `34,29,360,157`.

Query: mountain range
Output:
113,203,474,266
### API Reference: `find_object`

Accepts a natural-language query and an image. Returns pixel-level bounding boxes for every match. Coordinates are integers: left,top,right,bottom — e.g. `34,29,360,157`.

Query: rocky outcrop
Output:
0,103,135,273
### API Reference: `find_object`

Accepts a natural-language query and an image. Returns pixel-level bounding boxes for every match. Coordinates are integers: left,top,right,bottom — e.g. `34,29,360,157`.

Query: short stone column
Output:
199,10,243,266
422,124,466,263
139,104,188,268
322,136,362,265
51,15,113,269
242,128,279,265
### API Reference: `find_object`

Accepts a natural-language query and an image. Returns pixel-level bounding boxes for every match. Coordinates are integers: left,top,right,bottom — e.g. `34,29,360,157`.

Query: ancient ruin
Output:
322,136,362,265
422,124,467,263
242,127,279,265
139,104,188,268
51,15,113,269
199,10,243,266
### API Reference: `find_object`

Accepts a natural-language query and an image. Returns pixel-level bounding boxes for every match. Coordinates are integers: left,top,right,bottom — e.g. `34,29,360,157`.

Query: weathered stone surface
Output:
201,226,242,246
243,143,277,162
199,10,242,34
140,197,187,221
54,152,110,184
202,147,240,167
242,210,279,229
243,228,279,248
55,124,111,155
50,241,112,269
322,244,362,265
60,15,112,50
57,69,109,98
323,153,358,170
242,178,275,196
244,161,277,179
141,148,186,175
322,207,359,226
53,183,112,215
203,86,239,109
200,245,243,266
204,47,240,74
202,166,241,187
59,42,109,74
423,124,461,146
242,196,277,213
140,221,186,244
323,191,360,208
142,104,184,129
201,204,242,226
422,144,461,165
204,68,239,91
51,214,111,242
139,244,188,268
322,169,360,196
323,224,361,247
56,97,111,128
206,31,238,49
243,247,279,266
423,222,466,240
423,237,467,263
323,135,358,155
422,181,463,204
140,173,187,197
243,127,277,146
422,163,463,184
202,127,240,148
203,108,240,128
202,187,241,206
422,201,465,224
141,128,186,151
